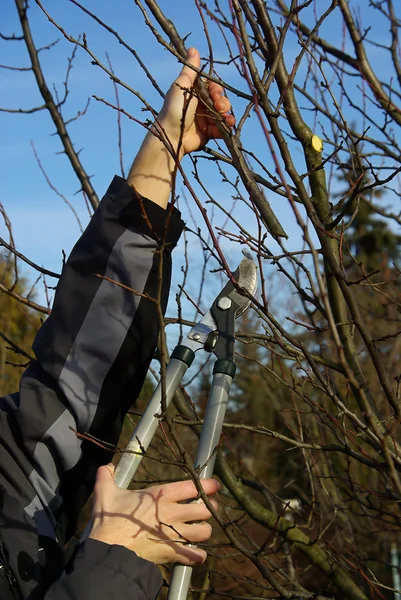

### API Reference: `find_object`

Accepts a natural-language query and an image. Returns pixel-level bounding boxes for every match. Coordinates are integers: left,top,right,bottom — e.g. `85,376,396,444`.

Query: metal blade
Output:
182,251,257,353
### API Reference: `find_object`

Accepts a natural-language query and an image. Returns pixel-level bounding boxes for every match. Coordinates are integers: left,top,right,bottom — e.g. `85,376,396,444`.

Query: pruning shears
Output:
82,251,258,600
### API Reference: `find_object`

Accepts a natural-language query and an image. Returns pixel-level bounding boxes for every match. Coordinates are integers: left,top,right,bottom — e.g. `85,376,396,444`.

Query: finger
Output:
214,98,231,113
175,47,200,89
205,113,236,140
92,464,117,516
223,113,236,128
95,463,115,484
208,81,224,100
179,522,213,543
164,478,221,502
169,544,208,566
180,547,207,566
149,537,208,566
93,464,116,496
173,499,217,523
208,82,231,110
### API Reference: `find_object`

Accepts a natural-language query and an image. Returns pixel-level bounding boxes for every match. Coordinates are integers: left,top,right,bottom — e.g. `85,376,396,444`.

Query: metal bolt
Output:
192,332,201,341
217,296,232,310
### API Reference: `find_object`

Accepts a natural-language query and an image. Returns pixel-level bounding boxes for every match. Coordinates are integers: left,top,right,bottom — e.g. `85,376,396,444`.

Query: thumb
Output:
92,464,117,517
176,47,200,88
94,463,116,493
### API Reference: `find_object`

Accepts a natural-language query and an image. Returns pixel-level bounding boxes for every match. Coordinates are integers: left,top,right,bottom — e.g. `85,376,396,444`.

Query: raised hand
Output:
127,48,235,208
158,47,235,157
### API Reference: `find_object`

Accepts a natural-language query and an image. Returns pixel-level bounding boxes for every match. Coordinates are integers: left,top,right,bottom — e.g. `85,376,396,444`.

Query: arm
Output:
26,47,232,539
128,47,234,208
25,175,183,536
0,171,182,600
0,48,233,600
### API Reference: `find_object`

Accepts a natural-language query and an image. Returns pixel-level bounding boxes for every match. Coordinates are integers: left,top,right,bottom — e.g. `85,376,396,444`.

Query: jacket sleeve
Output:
10,175,184,540
44,540,163,600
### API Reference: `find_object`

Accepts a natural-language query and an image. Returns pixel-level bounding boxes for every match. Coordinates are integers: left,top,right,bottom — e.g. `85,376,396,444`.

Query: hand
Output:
89,464,220,565
127,47,235,208
158,47,235,158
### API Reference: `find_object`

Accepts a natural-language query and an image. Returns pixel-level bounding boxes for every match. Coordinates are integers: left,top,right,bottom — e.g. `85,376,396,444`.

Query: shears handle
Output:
168,361,236,600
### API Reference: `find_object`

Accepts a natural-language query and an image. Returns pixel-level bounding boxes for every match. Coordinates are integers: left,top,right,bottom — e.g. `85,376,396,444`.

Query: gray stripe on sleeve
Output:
24,410,82,518
28,469,62,513
57,228,155,433
25,467,64,540
22,228,155,520
33,409,82,478
24,494,57,540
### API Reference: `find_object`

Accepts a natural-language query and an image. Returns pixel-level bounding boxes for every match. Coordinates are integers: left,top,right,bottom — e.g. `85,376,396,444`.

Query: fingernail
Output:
187,47,196,58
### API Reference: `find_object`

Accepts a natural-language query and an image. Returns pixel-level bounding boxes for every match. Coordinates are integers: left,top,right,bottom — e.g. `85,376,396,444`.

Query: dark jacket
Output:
0,177,184,599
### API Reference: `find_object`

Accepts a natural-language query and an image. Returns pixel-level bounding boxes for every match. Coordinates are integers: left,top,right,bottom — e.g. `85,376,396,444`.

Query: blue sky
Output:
0,0,396,325
2,1,257,286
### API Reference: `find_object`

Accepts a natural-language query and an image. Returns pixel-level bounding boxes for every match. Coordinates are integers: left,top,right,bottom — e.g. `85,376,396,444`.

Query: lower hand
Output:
89,464,220,565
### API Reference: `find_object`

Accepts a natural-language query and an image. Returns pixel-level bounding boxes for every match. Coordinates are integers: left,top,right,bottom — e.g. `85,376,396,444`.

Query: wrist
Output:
127,124,183,209
152,118,186,161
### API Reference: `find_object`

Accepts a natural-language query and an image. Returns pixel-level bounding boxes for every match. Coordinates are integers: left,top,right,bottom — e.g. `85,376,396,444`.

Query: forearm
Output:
127,125,182,210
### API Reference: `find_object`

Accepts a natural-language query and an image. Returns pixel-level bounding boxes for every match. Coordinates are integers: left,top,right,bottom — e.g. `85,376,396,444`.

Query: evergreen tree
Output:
0,255,41,395
335,157,401,273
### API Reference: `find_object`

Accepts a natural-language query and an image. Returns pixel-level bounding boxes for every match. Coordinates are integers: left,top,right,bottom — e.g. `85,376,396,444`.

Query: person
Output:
0,48,235,600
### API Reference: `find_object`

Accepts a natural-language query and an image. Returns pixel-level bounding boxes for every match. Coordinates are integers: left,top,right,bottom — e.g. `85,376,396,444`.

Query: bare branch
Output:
0,282,51,315
31,141,84,233
18,0,99,210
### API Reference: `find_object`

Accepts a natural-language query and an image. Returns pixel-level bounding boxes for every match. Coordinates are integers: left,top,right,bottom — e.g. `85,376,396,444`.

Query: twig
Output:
20,0,99,210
